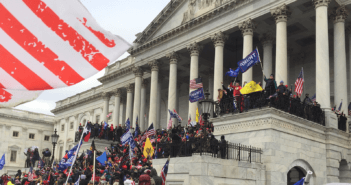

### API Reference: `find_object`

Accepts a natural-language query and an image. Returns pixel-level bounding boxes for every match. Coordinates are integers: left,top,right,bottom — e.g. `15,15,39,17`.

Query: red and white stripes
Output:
0,0,130,107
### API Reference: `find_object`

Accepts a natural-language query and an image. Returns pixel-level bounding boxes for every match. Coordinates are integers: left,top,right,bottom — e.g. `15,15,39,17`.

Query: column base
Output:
324,110,338,129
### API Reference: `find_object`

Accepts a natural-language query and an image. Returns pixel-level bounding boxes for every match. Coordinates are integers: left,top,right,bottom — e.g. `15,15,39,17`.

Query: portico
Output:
51,0,351,184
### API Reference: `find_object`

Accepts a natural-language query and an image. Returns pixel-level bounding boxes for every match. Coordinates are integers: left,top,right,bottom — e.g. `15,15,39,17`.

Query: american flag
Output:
189,78,203,90
311,94,316,102
106,112,112,118
173,109,183,122
161,157,170,185
145,123,156,137
337,100,343,113
0,0,130,108
294,68,304,96
167,118,172,130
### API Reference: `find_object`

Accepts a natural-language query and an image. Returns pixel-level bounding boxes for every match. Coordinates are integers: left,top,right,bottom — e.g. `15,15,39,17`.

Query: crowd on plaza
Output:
0,117,223,185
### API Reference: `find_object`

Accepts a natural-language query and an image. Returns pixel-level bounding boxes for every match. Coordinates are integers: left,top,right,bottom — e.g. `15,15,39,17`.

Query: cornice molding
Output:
51,92,104,114
128,0,256,56
0,113,54,125
98,66,134,84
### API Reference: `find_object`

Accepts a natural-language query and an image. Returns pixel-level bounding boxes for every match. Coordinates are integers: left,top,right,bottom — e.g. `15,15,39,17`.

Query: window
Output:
61,124,65,131
13,131,19,137
96,115,100,123
10,151,17,162
70,122,74,129
29,133,35,139
44,135,50,141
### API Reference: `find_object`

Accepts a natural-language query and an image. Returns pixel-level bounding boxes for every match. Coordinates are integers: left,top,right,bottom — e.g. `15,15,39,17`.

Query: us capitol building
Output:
1,0,351,184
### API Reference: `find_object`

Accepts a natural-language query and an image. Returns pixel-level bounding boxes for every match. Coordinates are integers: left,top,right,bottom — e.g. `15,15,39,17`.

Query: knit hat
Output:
280,80,284,83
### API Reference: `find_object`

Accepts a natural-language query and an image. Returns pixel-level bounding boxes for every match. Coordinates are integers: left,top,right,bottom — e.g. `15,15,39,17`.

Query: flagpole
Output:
64,121,87,185
302,67,304,98
93,150,96,185
256,47,264,75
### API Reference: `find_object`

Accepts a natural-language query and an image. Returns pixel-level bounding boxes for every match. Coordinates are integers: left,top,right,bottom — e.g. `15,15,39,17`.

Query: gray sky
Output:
15,0,169,115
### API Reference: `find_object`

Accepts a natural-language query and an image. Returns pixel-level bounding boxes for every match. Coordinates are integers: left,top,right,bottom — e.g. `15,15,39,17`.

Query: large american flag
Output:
189,78,203,90
294,68,304,96
161,158,170,185
145,123,156,137
0,0,130,107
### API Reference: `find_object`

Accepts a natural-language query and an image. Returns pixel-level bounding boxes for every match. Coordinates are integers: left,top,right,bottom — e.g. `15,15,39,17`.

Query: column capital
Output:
312,0,330,9
74,114,80,120
132,66,143,77
271,4,291,23
238,19,256,36
187,42,203,56
259,32,274,47
102,92,111,100
166,51,180,64
330,6,348,24
89,109,95,116
148,60,161,71
211,31,228,47
142,79,148,88
114,88,122,97
125,84,134,93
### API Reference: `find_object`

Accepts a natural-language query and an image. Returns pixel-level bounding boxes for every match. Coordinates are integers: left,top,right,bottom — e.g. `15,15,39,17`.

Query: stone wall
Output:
152,155,265,185
211,108,351,184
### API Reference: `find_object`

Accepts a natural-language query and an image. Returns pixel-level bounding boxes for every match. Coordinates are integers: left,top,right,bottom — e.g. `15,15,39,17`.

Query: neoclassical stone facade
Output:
0,108,55,175
51,0,351,184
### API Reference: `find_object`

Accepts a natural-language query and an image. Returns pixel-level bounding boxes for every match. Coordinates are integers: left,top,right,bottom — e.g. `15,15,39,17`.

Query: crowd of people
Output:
1,119,226,185
217,74,326,124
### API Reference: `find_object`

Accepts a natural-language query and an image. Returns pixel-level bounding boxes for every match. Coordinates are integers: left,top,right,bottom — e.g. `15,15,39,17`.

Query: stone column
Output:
313,0,331,110
74,114,79,132
89,109,94,123
132,67,143,128
187,42,203,121
102,92,111,123
208,74,214,100
332,6,349,115
125,84,134,123
156,78,162,129
166,52,179,125
313,0,336,129
119,99,125,126
238,19,256,84
148,60,160,127
211,32,228,99
140,80,148,131
260,33,274,86
271,4,290,84
113,89,121,127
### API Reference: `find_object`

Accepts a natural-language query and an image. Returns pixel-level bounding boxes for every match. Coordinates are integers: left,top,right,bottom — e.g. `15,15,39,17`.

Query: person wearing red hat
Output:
139,170,151,185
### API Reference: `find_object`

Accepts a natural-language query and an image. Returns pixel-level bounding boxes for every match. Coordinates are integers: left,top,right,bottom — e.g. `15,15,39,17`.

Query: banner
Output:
237,49,261,73
240,81,263,95
121,131,133,146
189,88,204,103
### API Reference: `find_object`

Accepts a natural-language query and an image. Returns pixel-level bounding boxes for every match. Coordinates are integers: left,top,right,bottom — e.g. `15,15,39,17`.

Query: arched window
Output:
287,167,305,185
339,159,350,182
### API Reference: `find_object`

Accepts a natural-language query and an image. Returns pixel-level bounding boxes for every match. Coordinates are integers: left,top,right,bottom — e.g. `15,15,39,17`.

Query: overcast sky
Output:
15,0,169,115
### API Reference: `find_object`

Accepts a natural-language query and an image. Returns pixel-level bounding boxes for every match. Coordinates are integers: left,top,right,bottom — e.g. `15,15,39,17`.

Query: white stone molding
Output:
166,51,180,64
38,130,43,134
270,4,291,23
211,31,228,47
0,112,54,125
287,159,315,174
129,0,256,55
5,125,11,130
187,42,203,56
8,145,21,152
330,5,349,23
114,88,122,97
98,65,134,84
101,92,111,100
260,32,274,46
125,84,134,93
148,60,161,71
312,0,331,9
132,66,143,77
238,18,256,36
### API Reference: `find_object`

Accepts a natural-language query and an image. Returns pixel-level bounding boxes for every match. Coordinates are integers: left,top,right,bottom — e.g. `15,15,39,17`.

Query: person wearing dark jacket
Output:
264,74,277,96
276,81,287,110
31,148,40,167
219,135,226,159
150,168,162,185
42,149,51,167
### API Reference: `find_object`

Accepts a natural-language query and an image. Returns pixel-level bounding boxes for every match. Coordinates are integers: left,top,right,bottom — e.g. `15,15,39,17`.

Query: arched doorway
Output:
287,167,306,185
339,159,351,182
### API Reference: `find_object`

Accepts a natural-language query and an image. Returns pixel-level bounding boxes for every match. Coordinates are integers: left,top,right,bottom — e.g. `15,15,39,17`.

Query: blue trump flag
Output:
121,130,133,146
0,154,5,170
96,151,107,166
125,118,130,132
293,178,304,185
189,88,204,103
134,121,139,138
225,68,240,78
237,48,261,73
58,140,82,170
104,121,108,130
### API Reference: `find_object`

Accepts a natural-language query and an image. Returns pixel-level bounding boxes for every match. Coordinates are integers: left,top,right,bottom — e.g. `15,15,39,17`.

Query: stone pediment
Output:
335,0,351,5
129,0,255,55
